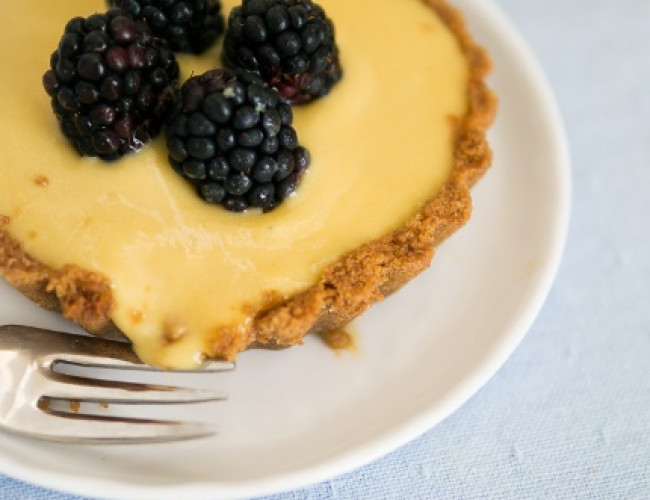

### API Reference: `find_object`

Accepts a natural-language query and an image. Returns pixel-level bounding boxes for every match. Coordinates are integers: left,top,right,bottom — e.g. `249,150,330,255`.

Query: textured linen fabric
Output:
1,0,649,498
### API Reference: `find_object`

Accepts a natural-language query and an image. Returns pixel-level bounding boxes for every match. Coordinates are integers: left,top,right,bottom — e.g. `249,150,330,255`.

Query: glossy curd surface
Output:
0,0,468,367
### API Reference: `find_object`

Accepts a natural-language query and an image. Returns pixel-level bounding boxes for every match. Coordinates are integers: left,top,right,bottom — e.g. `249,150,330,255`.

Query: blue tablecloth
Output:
2,0,649,498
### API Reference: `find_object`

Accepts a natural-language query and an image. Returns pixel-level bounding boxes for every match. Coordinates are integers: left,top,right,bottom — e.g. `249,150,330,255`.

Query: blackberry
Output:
223,0,342,104
43,10,179,160
108,0,225,54
166,69,310,212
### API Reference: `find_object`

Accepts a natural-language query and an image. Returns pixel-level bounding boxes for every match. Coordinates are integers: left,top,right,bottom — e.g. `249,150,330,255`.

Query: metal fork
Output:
0,324,234,444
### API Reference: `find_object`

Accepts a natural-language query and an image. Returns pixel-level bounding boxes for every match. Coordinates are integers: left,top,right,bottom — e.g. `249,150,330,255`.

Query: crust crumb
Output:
33,175,49,187
129,309,144,324
162,321,187,344
321,329,355,351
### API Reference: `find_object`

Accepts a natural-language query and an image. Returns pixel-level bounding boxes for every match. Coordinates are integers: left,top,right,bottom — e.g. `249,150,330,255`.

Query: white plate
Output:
0,0,570,498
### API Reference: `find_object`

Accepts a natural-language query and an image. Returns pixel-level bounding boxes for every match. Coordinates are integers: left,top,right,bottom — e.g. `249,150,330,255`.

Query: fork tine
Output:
39,372,228,404
54,352,236,373
24,409,216,444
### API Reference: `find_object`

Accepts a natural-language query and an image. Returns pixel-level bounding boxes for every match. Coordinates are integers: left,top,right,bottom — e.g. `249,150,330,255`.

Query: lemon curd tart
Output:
0,0,496,369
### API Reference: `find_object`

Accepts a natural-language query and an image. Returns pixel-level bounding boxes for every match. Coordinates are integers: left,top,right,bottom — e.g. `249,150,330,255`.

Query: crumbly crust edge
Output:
0,0,497,359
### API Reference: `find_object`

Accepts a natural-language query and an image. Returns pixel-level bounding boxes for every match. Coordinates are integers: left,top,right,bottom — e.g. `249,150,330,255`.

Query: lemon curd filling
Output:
0,0,468,368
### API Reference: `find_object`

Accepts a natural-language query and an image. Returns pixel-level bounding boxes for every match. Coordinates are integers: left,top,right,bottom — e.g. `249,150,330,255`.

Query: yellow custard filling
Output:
0,0,468,368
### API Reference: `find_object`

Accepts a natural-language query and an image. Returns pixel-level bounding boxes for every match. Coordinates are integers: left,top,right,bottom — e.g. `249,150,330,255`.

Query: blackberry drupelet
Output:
43,10,179,160
223,0,342,104
108,0,225,54
166,68,310,212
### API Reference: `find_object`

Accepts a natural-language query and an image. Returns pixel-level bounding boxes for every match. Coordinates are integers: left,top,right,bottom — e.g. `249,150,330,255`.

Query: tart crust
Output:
0,0,497,360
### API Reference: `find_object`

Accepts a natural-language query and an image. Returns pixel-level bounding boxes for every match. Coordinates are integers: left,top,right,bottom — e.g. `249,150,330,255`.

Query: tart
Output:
0,0,496,368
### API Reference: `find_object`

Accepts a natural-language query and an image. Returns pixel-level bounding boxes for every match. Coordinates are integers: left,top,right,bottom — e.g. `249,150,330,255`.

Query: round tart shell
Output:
0,0,497,361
